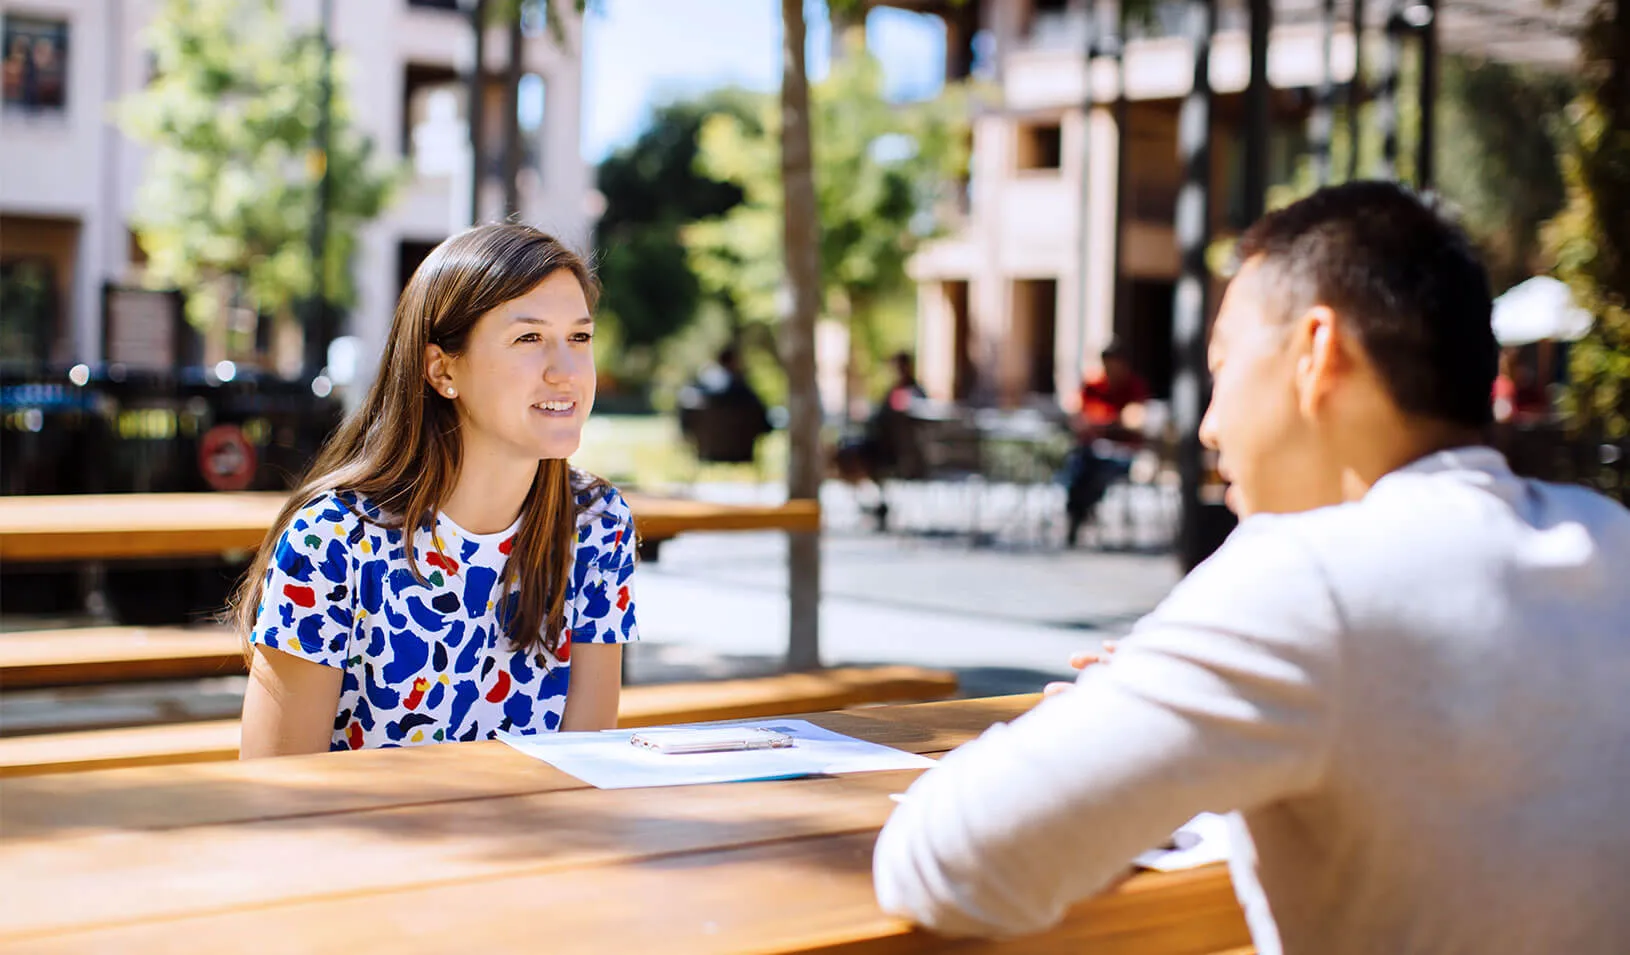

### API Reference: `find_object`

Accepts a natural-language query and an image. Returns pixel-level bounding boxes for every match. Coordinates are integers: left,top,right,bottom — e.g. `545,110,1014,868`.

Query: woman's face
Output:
428,270,597,462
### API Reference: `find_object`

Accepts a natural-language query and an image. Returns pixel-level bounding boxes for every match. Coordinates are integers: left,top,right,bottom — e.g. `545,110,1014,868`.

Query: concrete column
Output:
916,283,957,402
1082,104,1119,372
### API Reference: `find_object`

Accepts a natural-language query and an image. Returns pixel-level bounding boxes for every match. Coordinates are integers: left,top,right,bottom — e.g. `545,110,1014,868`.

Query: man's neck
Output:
1337,420,1486,503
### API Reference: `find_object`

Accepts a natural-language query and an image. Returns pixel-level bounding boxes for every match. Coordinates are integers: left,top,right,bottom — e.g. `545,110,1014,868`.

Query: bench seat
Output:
0,664,958,777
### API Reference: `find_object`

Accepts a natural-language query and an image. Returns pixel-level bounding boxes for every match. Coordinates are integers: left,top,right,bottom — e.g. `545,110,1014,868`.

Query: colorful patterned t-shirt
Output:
249,473,638,750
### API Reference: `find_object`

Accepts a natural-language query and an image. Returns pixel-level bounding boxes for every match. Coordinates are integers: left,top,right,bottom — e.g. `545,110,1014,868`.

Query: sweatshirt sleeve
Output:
872,517,1345,938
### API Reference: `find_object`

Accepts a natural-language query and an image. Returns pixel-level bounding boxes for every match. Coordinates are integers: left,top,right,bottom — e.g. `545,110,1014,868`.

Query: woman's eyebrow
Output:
509,315,595,326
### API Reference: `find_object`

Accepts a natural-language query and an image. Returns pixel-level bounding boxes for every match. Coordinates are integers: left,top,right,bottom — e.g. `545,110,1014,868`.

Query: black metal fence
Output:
1494,422,1630,507
0,364,343,622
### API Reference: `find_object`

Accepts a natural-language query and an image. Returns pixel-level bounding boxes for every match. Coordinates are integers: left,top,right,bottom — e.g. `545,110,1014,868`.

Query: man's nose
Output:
1198,402,1220,451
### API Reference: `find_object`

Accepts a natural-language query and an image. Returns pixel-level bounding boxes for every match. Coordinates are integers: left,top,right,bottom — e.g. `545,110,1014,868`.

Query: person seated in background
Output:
1492,346,1550,424
834,351,927,530
676,346,772,464
872,181,1630,954
1062,341,1151,546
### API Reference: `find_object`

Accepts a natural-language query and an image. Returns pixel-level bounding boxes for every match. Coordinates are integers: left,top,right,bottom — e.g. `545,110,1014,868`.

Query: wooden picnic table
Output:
0,491,821,563
0,695,1249,954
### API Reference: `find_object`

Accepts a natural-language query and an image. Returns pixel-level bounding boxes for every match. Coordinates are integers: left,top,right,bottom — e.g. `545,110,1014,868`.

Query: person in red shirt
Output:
1064,342,1150,546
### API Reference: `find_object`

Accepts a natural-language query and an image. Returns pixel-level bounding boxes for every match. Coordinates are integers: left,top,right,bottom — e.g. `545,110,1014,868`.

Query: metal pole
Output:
502,7,524,218
1376,0,1403,179
467,0,487,225
1416,0,1438,189
1244,0,1271,222
1074,0,1100,382
1312,0,1336,184
304,0,334,379
1174,0,1220,571
1347,0,1365,180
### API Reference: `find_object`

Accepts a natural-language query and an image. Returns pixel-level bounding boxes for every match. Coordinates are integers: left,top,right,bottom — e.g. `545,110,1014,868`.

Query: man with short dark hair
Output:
873,182,1630,954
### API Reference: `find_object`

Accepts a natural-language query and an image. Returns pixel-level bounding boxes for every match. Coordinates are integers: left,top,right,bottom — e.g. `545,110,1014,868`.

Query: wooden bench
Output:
0,664,958,777
0,626,245,689
0,492,821,563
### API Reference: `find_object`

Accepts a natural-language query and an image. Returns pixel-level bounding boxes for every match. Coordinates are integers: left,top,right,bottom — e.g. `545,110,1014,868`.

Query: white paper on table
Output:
1133,812,1234,871
495,718,935,789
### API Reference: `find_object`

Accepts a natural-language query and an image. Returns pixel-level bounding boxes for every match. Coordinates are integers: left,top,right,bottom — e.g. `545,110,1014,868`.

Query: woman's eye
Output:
570,331,594,344
515,332,541,344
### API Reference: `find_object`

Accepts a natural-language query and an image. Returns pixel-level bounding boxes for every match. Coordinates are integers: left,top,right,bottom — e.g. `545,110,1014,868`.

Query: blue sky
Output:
580,0,947,162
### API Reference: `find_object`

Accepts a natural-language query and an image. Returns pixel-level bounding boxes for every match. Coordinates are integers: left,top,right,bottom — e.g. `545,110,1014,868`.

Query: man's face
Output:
1200,259,1344,517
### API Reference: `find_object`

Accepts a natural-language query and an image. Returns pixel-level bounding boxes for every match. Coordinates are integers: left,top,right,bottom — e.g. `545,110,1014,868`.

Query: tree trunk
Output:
781,0,823,671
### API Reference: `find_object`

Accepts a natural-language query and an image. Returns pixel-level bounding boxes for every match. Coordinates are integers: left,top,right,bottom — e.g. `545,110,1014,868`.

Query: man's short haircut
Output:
1234,180,1498,429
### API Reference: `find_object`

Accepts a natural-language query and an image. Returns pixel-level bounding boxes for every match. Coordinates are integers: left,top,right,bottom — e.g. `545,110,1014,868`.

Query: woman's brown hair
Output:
232,223,603,660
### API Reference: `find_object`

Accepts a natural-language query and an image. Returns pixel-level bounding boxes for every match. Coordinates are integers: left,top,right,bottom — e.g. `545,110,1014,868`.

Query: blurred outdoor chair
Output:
677,399,773,489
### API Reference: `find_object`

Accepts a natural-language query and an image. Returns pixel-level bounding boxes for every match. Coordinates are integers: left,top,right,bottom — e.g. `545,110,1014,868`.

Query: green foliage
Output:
682,31,974,398
593,90,756,385
1264,52,1573,295
1438,57,1574,292
117,0,402,330
1544,0,1630,446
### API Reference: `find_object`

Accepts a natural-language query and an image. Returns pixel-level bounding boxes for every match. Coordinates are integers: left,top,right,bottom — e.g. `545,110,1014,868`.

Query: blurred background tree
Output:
117,0,401,364
1545,0,1630,468
1265,52,1575,297
592,89,757,398
681,30,972,415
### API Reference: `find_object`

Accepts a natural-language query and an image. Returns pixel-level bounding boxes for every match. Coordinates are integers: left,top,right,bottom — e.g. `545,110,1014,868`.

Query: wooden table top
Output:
0,695,1248,954
0,491,821,562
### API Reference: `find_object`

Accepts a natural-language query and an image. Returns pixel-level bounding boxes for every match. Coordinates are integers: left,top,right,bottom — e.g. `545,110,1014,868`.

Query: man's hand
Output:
1042,640,1118,696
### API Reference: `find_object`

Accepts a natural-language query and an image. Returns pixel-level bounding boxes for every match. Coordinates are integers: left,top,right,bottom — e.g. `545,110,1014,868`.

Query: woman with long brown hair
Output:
235,224,636,758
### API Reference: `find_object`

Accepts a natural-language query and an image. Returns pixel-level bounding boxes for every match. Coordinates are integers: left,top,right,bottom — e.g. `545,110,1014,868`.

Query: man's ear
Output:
425,344,456,397
1293,305,1342,418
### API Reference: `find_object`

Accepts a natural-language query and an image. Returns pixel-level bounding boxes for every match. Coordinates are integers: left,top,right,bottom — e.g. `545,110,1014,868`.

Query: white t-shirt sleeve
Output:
569,486,640,645
248,496,358,668
872,517,1345,938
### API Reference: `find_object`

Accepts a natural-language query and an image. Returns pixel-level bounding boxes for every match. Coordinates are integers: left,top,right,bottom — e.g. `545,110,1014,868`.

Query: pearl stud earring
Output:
445,388,457,398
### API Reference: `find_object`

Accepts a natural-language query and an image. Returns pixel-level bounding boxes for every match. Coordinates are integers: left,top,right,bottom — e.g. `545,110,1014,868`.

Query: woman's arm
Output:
240,645,344,759
560,642,623,731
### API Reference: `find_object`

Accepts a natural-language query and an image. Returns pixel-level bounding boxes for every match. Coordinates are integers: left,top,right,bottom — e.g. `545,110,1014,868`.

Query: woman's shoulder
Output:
282,489,387,550
570,469,634,542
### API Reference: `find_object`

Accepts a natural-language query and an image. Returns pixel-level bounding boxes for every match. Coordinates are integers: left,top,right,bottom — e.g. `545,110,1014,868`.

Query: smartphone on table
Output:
629,727,795,755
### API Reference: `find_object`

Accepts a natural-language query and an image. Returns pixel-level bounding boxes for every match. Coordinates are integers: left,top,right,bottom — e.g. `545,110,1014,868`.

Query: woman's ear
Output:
424,344,458,399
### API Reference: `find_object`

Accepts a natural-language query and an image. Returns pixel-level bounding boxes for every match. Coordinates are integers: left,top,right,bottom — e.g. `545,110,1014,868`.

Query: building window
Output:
404,63,463,168
1016,122,1063,171
1026,0,1073,43
2,16,69,113
1015,279,1058,396
0,258,58,367
398,240,441,296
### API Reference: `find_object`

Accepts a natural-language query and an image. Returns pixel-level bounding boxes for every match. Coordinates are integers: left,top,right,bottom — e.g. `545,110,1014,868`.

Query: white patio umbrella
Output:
1491,276,1594,346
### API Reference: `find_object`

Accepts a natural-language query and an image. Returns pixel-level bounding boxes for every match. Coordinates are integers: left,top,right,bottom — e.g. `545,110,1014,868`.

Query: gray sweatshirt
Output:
873,447,1630,954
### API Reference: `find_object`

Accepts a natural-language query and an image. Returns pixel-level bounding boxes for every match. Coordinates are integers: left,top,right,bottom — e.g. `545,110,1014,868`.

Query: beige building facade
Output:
909,0,1358,409
0,0,591,389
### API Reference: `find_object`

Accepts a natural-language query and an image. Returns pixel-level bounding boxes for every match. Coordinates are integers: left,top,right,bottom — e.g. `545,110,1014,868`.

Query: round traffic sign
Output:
198,423,258,491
